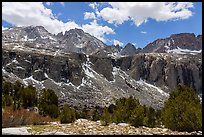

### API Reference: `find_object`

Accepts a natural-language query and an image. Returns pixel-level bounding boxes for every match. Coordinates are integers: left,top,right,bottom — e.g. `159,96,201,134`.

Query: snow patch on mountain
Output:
198,94,202,103
23,75,45,89
137,79,169,97
166,47,202,55
16,66,25,70
82,64,95,78
75,43,85,48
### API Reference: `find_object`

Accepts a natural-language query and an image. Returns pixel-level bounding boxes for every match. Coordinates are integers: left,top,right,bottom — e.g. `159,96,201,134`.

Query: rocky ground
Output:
2,119,202,135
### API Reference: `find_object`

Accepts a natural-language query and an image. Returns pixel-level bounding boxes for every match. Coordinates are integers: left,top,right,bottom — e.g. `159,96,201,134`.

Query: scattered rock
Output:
18,119,199,135
2,127,31,135
117,123,130,126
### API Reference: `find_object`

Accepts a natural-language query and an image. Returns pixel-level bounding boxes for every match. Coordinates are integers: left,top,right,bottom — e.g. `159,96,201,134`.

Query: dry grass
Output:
2,107,53,128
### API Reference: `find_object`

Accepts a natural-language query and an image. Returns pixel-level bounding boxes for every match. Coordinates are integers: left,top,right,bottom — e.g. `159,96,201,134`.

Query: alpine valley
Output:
2,26,202,111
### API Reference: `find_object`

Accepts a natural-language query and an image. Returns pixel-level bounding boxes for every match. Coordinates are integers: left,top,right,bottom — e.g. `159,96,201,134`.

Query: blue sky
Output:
2,2,202,48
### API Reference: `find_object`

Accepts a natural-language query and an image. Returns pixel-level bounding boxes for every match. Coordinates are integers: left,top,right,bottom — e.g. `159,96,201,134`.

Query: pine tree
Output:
161,84,202,132
3,81,13,96
20,85,38,108
38,89,59,118
60,104,76,123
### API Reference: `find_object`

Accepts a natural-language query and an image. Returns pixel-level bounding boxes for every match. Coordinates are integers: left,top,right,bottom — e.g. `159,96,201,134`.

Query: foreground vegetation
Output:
2,78,202,132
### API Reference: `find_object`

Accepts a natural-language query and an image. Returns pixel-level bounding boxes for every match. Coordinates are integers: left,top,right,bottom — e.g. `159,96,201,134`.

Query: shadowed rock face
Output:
90,56,114,81
2,49,86,86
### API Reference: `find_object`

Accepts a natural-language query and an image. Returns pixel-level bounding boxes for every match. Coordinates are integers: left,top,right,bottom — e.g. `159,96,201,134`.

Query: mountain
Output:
2,26,202,110
56,28,106,54
142,33,202,54
2,26,106,55
92,43,142,58
2,26,58,48
120,43,141,56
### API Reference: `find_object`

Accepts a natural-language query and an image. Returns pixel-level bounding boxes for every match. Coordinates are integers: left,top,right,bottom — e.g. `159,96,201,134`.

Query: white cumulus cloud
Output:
89,2,98,10
84,12,96,20
113,39,123,46
82,20,115,42
2,2,114,43
99,7,129,25
97,2,194,26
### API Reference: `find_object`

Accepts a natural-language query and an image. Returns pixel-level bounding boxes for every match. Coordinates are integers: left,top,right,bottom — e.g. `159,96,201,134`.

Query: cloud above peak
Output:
2,2,114,43
82,20,115,42
96,2,194,26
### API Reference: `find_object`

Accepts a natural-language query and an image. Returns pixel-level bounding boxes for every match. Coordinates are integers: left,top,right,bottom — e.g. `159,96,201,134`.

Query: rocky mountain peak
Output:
64,28,85,36
169,33,201,50
2,25,56,44
56,28,106,54
2,26,106,55
170,33,196,38
120,43,140,56
68,28,84,34
142,33,202,54
124,43,136,50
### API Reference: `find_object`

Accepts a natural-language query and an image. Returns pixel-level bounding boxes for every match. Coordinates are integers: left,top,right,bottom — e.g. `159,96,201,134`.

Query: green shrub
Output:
161,84,202,132
111,96,141,124
129,104,145,127
143,106,156,128
92,106,103,121
60,104,76,123
100,107,111,126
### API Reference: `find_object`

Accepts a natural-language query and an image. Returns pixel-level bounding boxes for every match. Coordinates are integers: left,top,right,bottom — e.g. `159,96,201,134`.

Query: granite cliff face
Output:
121,53,202,94
2,47,170,110
2,26,202,110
